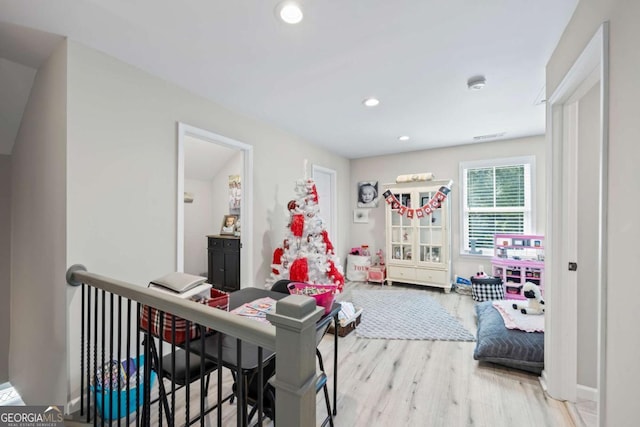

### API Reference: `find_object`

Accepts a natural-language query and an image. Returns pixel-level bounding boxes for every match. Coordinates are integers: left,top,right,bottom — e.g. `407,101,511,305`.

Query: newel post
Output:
267,295,323,427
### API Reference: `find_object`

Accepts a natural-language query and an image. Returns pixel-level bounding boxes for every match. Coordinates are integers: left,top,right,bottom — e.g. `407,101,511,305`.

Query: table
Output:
190,288,340,423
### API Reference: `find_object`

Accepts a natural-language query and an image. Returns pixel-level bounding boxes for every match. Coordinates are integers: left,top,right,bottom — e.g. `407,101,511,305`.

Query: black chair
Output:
148,338,219,426
270,279,294,294
240,280,335,426
158,348,217,391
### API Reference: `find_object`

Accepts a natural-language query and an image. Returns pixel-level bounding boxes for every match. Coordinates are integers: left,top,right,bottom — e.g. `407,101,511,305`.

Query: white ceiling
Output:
0,0,577,159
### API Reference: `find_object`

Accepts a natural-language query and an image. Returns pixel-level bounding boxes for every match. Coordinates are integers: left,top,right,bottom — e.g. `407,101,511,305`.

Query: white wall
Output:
10,42,67,404
547,0,640,423
184,179,214,276
64,41,350,285
0,155,10,383
63,40,349,405
349,135,546,279
577,83,599,389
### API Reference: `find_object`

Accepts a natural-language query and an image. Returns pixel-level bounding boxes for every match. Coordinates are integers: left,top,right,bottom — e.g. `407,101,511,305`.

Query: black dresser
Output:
207,235,241,292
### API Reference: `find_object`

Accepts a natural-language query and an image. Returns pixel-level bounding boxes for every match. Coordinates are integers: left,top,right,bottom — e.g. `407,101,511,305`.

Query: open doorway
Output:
177,123,254,287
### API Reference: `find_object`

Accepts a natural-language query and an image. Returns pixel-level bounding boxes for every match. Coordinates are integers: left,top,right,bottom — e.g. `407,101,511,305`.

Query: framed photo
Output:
229,175,241,215
353,209,370,224
220,214,238,235
357,181,379,208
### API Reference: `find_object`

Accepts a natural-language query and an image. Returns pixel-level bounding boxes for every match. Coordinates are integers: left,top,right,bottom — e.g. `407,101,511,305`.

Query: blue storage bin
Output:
91,355,157,420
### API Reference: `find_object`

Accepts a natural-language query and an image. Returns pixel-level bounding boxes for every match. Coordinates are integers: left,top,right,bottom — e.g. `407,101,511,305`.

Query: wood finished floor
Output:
107,282,575,426
317,282,574,427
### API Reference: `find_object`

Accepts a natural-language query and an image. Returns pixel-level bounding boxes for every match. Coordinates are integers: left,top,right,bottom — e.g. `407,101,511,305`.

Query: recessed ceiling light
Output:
277,2,303,24
398,136,410,141
362,97,380,107
467,75,487,90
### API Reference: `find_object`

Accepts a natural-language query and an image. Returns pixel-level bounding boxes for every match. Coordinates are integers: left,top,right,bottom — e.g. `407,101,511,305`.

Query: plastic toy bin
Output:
287,283,337,314
91,355,157,420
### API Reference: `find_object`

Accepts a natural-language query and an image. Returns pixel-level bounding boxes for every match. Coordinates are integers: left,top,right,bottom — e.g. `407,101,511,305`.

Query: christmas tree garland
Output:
382,181,452,218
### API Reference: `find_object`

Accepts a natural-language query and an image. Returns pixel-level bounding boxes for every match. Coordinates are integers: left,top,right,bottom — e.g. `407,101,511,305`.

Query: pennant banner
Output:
383,182,452,218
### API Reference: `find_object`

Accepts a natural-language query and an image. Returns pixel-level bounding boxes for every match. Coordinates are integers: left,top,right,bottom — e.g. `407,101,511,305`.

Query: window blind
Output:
461,159,533,254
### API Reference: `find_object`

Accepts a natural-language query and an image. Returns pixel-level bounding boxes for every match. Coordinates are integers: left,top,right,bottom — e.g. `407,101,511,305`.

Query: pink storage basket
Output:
287,283,337,314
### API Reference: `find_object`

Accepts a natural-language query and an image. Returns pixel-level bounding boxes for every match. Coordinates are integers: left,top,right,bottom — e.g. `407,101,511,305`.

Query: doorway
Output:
545,23,609,426
177,123,254,286
312,165,338,248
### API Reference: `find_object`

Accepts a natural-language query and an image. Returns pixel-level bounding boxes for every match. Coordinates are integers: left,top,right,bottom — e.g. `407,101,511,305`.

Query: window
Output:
460,156,535,256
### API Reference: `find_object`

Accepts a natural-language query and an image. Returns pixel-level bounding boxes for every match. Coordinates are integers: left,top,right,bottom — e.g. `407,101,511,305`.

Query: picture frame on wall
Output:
357,181,379,208
220,214,238,235
353,209,370,224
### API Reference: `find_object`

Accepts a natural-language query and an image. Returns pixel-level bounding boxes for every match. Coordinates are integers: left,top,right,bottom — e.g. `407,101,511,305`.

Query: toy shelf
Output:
492,234,544,300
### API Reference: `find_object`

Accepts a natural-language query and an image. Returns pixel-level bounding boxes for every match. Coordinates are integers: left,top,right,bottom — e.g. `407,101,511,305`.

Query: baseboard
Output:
577,384,597,402
539,369,549,393
66,396,81,415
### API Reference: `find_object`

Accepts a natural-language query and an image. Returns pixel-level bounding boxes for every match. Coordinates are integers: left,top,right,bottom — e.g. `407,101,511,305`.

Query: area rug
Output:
351,289,476,341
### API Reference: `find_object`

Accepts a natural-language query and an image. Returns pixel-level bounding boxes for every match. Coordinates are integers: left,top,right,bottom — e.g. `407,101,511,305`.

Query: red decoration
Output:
272,247,284,274
383,183,452,219
291,214,305,236
327,260,344,292
290,258,309,282
287,200,298,211
321,230,334,254
310,184,319,203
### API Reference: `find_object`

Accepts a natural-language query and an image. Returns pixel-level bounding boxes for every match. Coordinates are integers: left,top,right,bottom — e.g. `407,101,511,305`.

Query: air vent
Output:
473,132,506,141
534,85,547,105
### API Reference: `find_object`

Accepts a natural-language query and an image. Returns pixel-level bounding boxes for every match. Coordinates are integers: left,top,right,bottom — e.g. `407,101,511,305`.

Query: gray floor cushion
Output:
474,301,544,374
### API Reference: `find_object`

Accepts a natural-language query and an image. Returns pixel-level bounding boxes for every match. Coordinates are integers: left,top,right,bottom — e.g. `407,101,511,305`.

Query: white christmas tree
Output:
270,178,345,292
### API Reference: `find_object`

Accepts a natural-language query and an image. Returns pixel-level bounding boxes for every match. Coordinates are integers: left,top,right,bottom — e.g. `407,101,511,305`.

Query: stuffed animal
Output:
512,282,545,315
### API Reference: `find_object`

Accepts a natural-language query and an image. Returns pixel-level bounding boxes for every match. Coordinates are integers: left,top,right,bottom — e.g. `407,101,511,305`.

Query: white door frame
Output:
311,164,338,249
544,22,609,426
177,122,254,286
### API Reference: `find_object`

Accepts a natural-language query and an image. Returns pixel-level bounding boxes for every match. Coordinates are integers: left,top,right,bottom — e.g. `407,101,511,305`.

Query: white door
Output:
312,165,337,248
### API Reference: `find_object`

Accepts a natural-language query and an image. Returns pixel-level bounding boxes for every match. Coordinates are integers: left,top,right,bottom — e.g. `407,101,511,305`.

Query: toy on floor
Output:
512,282,545,315
474,265,488,279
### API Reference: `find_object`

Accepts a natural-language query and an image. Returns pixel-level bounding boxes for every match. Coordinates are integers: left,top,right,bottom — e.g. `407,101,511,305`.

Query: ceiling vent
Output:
467,75,487,90
473,132,506,141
